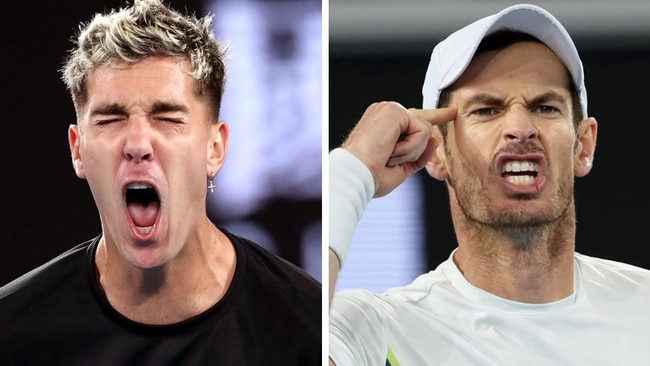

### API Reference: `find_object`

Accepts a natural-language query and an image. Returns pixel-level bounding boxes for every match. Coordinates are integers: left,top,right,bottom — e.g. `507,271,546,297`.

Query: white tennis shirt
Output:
330,250,650,366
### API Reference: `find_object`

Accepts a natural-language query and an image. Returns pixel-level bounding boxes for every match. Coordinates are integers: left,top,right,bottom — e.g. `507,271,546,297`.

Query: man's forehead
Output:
451,41,572,93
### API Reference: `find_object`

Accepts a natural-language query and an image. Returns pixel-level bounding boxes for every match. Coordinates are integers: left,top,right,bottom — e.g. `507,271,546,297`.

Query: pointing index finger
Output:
408,107,457,126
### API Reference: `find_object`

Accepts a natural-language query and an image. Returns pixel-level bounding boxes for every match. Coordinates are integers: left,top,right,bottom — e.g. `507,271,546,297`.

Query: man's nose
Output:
502,105,538,142
123,120,154,163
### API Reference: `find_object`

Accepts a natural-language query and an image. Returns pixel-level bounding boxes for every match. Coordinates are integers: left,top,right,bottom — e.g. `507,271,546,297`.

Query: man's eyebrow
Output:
150,101,190,115
88,102,190,117
90,103,127,117
461,93,505,109
460,91,568,108
528,91,568,105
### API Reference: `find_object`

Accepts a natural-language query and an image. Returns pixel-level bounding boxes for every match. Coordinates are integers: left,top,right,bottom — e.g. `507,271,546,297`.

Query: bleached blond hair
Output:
61,0,227,119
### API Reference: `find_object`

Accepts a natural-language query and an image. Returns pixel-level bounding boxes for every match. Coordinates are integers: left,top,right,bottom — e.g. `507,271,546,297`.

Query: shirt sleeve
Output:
329,148,375,267
329,289,390,366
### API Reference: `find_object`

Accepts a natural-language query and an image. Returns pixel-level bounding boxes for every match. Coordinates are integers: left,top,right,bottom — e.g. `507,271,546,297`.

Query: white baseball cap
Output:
422,3,588,118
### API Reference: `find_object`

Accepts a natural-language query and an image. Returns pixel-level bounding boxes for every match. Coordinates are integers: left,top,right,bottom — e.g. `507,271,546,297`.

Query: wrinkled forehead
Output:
452,41,573,93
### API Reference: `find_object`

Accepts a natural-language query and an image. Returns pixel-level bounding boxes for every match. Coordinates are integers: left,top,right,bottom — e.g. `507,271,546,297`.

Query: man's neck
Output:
94,224,236,325
452,208,576,304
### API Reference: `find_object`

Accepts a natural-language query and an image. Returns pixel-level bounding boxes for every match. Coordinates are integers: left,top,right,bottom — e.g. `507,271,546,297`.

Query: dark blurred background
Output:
0,0,322,286
330,1,650,292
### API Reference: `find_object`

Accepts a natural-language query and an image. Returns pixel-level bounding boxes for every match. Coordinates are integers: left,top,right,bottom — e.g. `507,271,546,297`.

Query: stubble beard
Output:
447,148,575,253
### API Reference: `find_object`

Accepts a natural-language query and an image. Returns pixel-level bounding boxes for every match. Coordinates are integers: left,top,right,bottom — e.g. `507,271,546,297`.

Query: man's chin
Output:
121,242,174,270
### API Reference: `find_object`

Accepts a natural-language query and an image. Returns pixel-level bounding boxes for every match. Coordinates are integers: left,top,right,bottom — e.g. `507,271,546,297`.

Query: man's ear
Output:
207,121,228,175
424,127,448,182
574,117,598,177
68,124,86,179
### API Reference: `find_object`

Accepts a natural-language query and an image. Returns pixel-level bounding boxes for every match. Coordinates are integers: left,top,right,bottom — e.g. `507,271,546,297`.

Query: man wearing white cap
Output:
329,4,650,365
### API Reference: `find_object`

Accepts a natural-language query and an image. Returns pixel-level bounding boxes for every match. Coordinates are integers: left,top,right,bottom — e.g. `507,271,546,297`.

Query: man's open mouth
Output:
125,182,160,234
502,160,539,186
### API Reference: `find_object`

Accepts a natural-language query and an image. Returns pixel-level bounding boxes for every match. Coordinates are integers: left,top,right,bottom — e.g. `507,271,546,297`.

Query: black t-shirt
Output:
0,230,321,365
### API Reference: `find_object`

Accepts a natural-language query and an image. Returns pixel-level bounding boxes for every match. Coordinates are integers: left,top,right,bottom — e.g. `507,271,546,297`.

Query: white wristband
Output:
329,148,375,267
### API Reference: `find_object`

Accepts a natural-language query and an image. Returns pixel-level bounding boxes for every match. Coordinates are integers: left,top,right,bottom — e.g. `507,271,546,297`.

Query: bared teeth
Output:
502,161,538,173
127,182,153,190
502,161,538,185
135,226,154,235
505,175,535,185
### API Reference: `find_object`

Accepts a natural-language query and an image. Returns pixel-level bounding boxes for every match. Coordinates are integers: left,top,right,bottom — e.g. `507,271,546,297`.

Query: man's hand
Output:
342,102,457,197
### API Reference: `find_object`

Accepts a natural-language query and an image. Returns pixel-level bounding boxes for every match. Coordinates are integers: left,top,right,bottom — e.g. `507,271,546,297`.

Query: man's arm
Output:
328,102,457,302
328,103,456,366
